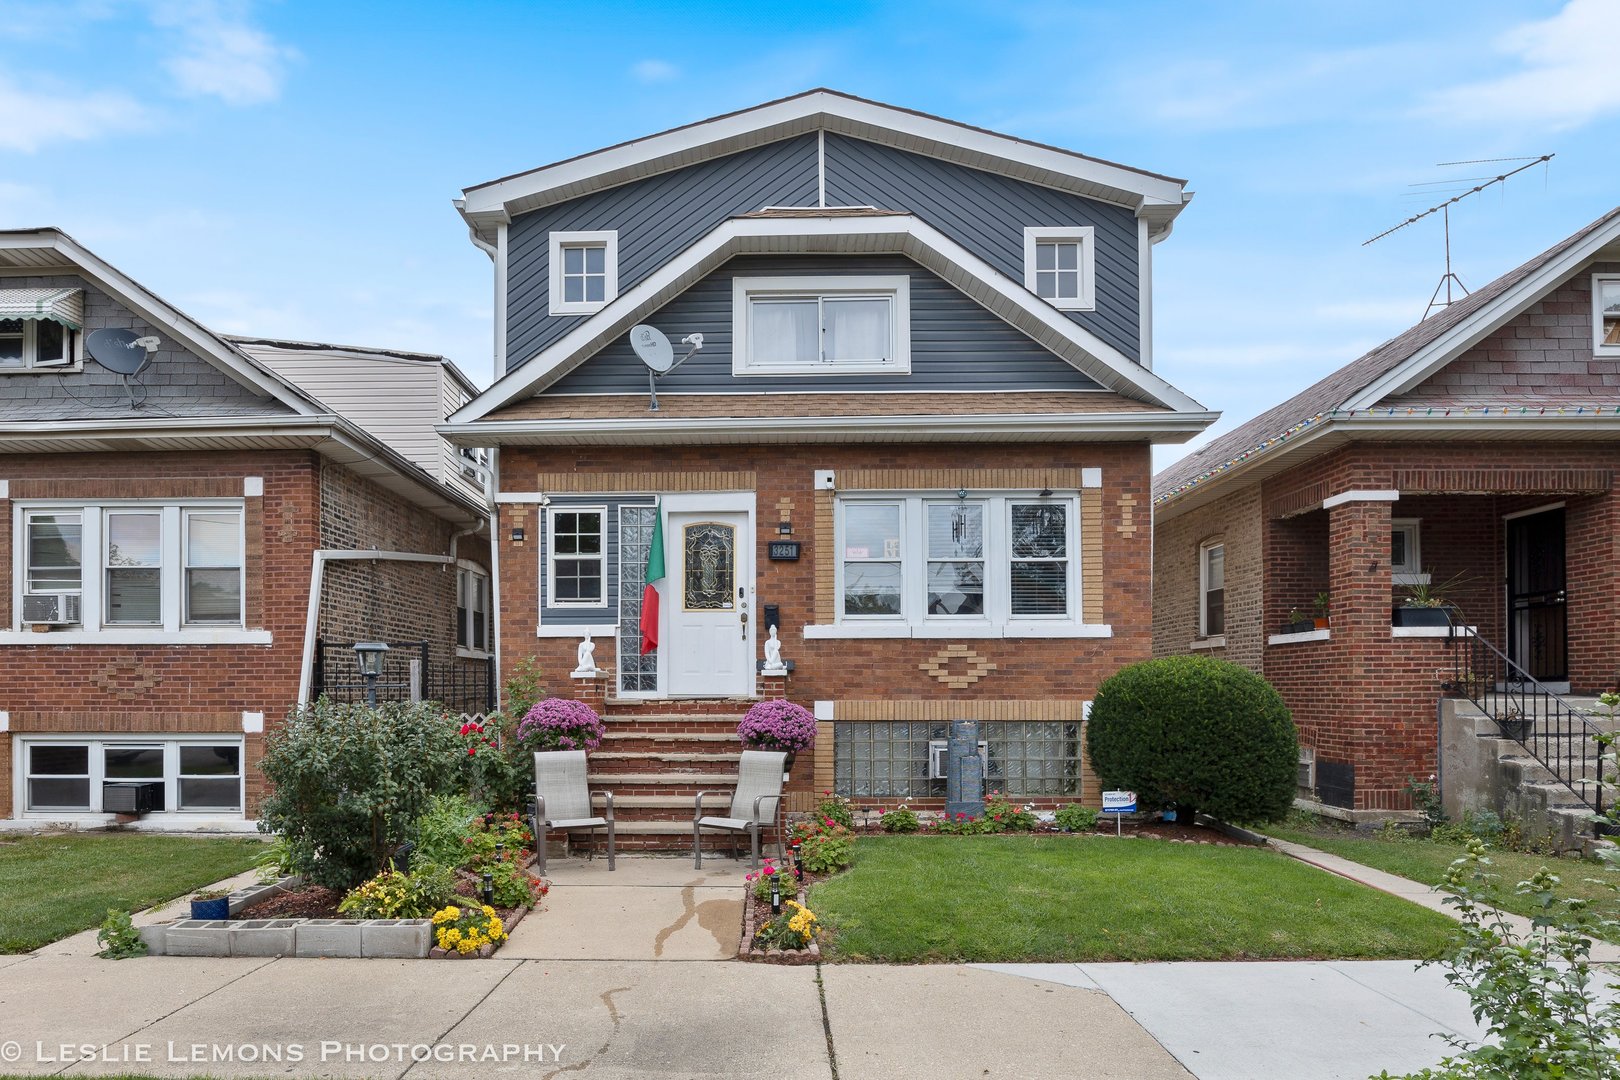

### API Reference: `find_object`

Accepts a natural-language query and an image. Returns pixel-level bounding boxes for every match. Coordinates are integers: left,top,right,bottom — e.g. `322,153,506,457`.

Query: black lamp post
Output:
353,642,390,707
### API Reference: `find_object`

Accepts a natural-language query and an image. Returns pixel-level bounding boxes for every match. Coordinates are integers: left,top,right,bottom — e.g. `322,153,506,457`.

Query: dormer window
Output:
1023,227,1095,311
732,275,910,376
548,230,619,315
1594,274,1620,354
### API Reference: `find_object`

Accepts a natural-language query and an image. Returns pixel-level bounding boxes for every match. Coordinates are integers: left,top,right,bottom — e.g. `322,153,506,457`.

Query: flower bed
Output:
738,878,822,965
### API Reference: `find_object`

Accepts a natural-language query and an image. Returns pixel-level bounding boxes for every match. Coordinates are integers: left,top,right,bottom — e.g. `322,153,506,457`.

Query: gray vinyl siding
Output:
0,274,292,421
538,496,652,626
505,135,820,370
547,254,1102,394
822,134,1141,361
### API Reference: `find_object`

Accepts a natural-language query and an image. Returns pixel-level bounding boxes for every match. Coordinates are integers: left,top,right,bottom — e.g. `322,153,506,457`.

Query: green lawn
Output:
0,833,264,953
807,834,1458,963
1264,822,1620,928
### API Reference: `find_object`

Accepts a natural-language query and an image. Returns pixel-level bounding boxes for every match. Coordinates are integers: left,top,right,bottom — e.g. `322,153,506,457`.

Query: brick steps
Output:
601,731,739,743
589,771,739,786
591,751,743,764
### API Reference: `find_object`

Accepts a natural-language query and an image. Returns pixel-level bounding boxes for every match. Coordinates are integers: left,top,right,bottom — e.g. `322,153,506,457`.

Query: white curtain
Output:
823,298,890,362
750,298,818,366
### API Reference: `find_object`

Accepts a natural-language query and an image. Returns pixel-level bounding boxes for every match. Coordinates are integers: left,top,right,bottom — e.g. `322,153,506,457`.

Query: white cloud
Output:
630,59,680,84
0,74,147,153
148,0,298,105
1420,0,1619,130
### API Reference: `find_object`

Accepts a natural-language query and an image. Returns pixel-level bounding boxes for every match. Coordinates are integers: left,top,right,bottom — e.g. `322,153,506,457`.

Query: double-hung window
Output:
548,508,606,607
1023,227,1096,311
837,494,1079,630
14,501,244,632
0,317,76,370
733,275,910,375
548,230,618,315
19,738,243,816
1199,542,1225,637
457,566,491,653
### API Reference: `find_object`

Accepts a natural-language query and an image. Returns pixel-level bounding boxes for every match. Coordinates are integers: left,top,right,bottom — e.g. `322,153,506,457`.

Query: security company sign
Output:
1101,790,1137,814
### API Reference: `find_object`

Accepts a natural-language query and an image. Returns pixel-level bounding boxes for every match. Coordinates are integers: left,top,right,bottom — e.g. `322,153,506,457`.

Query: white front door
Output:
667,511,752,696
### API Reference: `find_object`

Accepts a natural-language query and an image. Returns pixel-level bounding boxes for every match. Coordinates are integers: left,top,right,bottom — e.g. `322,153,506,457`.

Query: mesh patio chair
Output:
531,750,615,876
693,749,787,869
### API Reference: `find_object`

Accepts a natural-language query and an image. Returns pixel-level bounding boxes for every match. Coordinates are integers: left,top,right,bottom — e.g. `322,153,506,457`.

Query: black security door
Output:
1506,508,1567,682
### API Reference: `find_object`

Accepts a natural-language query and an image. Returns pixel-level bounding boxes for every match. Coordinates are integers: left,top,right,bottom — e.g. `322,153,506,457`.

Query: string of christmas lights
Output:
1154,404,1620,505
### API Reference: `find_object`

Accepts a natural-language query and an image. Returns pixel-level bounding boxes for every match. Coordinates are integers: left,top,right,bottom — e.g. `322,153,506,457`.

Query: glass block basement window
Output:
833,720,1081,799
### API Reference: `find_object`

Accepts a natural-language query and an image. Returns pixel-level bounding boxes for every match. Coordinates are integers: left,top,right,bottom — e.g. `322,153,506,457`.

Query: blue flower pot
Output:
190,896,230,920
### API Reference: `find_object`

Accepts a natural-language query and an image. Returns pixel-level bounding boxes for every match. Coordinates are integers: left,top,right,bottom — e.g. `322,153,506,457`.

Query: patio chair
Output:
531,750,615,876
693,749,787,869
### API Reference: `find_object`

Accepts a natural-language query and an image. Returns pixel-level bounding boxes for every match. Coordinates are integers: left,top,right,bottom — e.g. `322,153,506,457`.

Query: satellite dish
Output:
629,324,674,374
85,328,154,376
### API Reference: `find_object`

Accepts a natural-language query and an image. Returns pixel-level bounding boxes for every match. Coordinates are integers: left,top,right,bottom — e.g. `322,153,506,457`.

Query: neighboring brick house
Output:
441,89,1214,842
0,229,490,828
1153,207,1620,815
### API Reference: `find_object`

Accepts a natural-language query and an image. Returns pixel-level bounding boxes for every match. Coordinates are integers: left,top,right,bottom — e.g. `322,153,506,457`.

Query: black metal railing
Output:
1447,628,1605,816
311,639,495,716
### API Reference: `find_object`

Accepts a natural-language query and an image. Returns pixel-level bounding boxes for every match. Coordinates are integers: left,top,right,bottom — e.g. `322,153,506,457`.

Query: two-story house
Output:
0,228,491,828
1153,208,1620,833
441,89,1214,841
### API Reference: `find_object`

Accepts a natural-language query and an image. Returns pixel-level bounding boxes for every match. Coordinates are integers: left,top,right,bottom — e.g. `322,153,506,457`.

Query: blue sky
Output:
5,0,1617,470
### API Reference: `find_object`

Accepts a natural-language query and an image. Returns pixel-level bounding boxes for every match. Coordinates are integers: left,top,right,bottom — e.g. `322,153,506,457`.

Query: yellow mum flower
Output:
457,937,477,954
482,904,496,917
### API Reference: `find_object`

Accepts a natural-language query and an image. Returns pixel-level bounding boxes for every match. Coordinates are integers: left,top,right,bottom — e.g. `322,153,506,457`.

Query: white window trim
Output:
1391,518,1423,583
14,735,245,820
10,499,247,639
731,274,911,376
548,230,619,316
456,562,492,658
1593,273,1620,355
545,505,609,610
830,492,1083,634
1023,226,1096,311
0,318,82,373
1199,540,1225,639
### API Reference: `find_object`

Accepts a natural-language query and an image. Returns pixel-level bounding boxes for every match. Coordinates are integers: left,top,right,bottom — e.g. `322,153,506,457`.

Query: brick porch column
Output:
1324,492,1398,809
572,670,609,713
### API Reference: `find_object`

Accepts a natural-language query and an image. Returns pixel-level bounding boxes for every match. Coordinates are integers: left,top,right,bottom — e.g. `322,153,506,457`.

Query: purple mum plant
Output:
737,700,816,754
516,698,606,753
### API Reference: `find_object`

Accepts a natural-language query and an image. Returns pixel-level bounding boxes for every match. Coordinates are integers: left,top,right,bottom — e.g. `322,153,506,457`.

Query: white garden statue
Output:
572,632,600,678
762,624,786,674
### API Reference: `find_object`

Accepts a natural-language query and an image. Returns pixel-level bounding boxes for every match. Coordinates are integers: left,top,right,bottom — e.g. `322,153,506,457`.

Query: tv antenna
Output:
628,324,703,411
1364,154,1553,319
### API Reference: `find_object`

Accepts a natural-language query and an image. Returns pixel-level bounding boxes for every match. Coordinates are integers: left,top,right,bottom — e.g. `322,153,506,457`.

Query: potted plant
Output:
736,700,816,775
1494,707,1532,742
1282,608,1314,635
1393,572,1468,628
189,888,231,921
1312,592,1330,630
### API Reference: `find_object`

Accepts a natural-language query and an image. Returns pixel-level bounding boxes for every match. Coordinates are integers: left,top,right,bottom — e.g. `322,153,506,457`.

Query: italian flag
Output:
639,507,665,655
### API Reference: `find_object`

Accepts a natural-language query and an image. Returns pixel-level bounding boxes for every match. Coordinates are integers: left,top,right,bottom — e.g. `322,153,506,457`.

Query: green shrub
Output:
1086,656,1298,825
338,864,458,919
257,699,467,889
480,861,545,909
793,819,855,873
983,793,1038,832
880,806,920,833
95,909,147,959
412,794,486,869
1055,804,1100,832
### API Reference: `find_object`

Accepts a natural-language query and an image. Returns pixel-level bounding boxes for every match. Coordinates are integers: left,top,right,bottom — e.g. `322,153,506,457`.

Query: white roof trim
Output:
449,214,1205,423
0,230,319,415
459,90,1188,230
1344,216,1620,411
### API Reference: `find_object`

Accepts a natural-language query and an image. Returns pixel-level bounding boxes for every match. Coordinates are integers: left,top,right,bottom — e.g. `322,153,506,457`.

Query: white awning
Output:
0,287,85,330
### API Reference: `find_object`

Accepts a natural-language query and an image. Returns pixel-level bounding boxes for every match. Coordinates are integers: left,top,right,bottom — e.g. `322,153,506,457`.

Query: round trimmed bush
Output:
1086,655,1298,825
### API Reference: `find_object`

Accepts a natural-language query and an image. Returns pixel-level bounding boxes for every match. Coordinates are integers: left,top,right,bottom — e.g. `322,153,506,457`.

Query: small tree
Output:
1086,655,1298,824
258,699,466,889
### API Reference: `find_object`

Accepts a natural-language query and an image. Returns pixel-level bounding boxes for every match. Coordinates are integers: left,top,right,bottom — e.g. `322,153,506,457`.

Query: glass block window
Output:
617,505,658,694
833,720,1083,800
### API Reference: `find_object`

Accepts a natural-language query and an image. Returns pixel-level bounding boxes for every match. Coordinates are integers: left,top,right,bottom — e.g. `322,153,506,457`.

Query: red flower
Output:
467,747,476,756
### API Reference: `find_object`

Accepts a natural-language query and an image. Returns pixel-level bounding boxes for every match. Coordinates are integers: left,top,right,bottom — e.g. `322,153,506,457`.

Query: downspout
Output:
298,549,460,707
488,447,504,707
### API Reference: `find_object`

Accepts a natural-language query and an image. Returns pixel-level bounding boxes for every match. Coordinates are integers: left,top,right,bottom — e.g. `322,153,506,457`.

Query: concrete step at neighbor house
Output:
591,751,744,764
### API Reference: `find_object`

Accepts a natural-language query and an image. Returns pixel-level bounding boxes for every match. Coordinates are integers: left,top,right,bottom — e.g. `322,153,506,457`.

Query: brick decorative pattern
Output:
1392,468,1611,495
918,644,997,688
1114,492,1139,538
521,471,756,494
839,468,1084,491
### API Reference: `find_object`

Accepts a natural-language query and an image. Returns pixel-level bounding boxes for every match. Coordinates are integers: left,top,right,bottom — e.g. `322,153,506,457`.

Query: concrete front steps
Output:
1440,697,1612,853
564,710,773,852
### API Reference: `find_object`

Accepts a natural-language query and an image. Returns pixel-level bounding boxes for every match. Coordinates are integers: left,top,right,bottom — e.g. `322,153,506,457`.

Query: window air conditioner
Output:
22,592,80,625
1297,748,1316,791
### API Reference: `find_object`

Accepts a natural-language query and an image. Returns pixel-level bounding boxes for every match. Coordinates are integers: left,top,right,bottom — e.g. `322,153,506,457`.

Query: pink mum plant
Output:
736,700,816,754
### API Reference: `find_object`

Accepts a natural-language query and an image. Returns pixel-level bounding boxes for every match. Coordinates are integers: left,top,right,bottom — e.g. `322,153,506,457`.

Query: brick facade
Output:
496,440,1156,809
0,450,484,821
